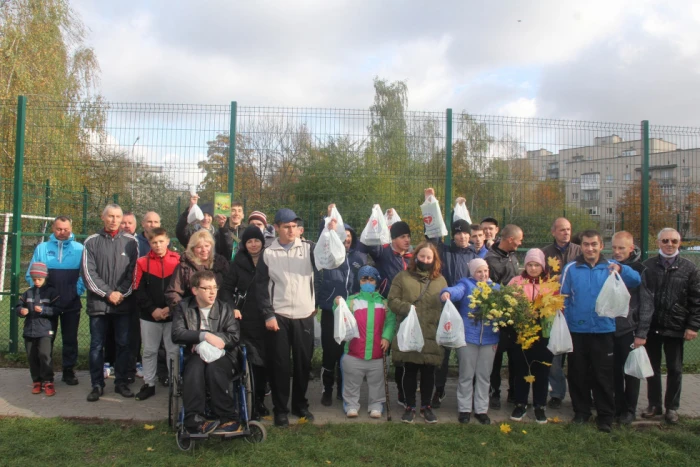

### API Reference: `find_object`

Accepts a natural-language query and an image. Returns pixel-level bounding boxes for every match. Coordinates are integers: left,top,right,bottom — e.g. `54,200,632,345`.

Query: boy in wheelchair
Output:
171,270,242,435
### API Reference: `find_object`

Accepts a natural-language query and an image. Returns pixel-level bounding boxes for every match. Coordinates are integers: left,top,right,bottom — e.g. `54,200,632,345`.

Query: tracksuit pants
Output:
25,337,54,382
341,354,385,413
457,343,497,414
321,308,343,395
511,337,552,408
613,331,641,416
567,332,615,425
182,354,237,428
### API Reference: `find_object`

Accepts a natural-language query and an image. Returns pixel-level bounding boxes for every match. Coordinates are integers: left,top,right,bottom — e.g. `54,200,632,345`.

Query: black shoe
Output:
321,390,333,407
264,382,271,396
87,386,103,402
507,393,516,405
274,413,289,427
291,408,315,422
619,411,636,425
115,384,134,398
548,397,562,409
489,395,501,410
401,407,416,424
135,384,155,401
510,404,527,421
158,376,169,387
62,369,79,386
458,412,471,424
641,406,662,419
665,409,679,425
597,422,612,433
534,407,547,424
431,388,446,409
126,376,136,385
572,413,590,424
420,406,438,424
474,413,491,425
255,401,270,417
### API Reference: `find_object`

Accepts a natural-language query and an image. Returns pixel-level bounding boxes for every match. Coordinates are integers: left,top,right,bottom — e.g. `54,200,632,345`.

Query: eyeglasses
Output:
661,238,680,245
197,286,219,292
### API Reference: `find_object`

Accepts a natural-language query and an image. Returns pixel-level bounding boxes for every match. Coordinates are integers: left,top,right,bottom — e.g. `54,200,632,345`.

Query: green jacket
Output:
388,270,447,366
335,291,396,360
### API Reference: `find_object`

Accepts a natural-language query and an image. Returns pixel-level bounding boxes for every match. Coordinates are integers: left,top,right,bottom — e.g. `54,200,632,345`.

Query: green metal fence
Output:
1,96,700,367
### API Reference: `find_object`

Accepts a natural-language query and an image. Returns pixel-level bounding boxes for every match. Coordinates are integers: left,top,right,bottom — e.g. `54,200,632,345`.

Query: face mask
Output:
416,260,433,272
360,283,376,293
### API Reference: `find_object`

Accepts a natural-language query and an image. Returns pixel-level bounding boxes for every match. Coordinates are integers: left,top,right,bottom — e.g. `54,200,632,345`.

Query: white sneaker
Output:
369,410,382,419
135,363,144,378
346,409,359,418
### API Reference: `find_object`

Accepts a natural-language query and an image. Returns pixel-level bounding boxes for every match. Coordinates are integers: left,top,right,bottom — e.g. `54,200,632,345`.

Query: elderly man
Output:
136,211,161,256
641,228,700,424
82,204,139,402
25,216,85,386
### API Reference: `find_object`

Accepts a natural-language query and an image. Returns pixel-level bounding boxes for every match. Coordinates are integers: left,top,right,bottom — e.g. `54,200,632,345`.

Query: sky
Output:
71,0,700,128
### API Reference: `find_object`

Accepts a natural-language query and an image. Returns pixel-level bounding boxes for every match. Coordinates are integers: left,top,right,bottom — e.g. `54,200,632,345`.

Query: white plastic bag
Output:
421,195,448,238
334,298,360,344
196,341,225,363
360,204,391,246
326,206,347,243
436,300,466,348
453,202,472,224
547,310,573,355
187,204,204,224
385,209,401,227
314,229,346,270
624,346,654,379
595,271,631,318
397,305,425,352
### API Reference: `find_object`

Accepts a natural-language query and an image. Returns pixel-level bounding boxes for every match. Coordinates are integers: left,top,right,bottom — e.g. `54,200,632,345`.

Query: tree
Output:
617,180,676,243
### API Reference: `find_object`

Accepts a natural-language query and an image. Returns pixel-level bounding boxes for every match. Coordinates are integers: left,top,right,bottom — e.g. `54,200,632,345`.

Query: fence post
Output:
9,96,27,352
641,121,650,260
113,193,119,204
444,109,453,246
177,196,181,216
228,101,237,195
620,212,625,231
44,179,51,218
82,186,88,235
677,213,681,233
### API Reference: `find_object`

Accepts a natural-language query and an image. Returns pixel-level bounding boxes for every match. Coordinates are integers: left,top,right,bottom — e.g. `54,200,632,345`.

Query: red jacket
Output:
134,250,180,322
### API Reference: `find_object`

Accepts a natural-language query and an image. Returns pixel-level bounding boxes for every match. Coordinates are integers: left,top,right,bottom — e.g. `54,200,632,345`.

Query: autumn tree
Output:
617,180,676,244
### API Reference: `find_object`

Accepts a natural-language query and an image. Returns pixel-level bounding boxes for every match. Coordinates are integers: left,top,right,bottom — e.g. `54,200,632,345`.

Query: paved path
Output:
1,369,698,424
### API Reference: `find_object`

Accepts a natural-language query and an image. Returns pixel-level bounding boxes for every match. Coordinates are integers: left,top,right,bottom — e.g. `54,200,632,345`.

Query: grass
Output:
1,417,699,466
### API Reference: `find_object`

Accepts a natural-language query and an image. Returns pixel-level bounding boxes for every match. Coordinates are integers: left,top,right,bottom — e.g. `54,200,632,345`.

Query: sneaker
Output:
108,366,115,377
346,409,359,418
458,412,471,424
548,397,562,410
431,388,446,409
135,384,155,401
510,404,527,421
32,382,42,394
264,382,272,396
214,421,243,434
507,393,516,405
420,406,438,424
474,413,491,425
321,390,333,407
641,405,662,419
274,413,289,427
665,409,679,425
619,411,636,425
489,395,501,410
291,407,315,422
115,384,134,398
188,420,220,435
103,363,111,379
62,368,79,386
43,382,55,397
158,376,169,387
369,410,382,419
87,386,103,402
534,407,547,424
597,422,612,433
572,413,590,424
135,363,144,378
401,407,416,424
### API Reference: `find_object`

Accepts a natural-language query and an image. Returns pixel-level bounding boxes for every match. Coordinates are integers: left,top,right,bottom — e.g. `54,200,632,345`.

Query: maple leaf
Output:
547,416,562,424
547,256,561,273
146,447,155,452
524,374,536,383
143,424,155,430
540,362,552,367
522,430,527,434
499,423,512,434
297,417,309,425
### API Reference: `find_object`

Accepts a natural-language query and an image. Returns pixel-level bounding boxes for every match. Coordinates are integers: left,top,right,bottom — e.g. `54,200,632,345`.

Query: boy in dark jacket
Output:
17,262,60,396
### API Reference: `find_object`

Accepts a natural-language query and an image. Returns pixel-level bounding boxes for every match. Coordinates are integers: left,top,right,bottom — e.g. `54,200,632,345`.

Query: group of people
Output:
16,188,700,435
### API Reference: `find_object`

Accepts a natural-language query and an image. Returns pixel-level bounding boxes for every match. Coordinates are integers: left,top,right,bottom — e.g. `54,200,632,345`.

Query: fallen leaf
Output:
143,424,155,430
297,417,309,425
263,416,273,421
547,416,562,424
522,430,527,434
541,362,552,367
326,462,332,465
499,423,512,434
481,442,487,446
146,447,154,452
524,375,536,383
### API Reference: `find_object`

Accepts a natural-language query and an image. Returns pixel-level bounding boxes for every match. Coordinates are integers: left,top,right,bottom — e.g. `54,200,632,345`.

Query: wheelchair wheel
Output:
176,430,194,451
245,420,267,444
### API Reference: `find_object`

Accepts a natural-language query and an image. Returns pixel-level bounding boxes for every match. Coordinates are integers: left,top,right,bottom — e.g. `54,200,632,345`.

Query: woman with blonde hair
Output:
388,241,447,424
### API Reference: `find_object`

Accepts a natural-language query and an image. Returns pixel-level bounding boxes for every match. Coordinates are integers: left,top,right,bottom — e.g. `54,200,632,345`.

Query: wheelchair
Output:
168,344,267,450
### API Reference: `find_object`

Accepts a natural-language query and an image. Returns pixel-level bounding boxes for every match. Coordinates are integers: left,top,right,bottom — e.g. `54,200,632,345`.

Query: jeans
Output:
50,310,80,369
549,353,567,400
89,314,131,388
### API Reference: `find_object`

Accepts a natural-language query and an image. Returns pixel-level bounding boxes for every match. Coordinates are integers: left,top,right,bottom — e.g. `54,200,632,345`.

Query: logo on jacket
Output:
47,251,56,257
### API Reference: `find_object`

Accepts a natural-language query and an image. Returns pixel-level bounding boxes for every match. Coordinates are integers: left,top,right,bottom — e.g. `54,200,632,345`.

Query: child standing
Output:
440,258,500,425
334,266,396,418
16,262,60,396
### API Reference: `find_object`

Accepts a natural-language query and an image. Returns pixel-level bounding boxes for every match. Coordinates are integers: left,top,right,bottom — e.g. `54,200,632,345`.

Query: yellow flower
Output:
467,312,474,318
499,423,512,434
547,256,561,273
499,322,507,327
492,327,500,333
524,375,536,383
468,303,477,309
507,320,514,325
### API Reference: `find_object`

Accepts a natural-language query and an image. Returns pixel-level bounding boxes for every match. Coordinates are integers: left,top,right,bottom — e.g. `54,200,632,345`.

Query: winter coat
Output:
337,291,396,360
615,247,653,338
134,250,181,322
388,270,447,366
473,244,488,259
359,242,413,298
508,274,556,338
315,256,353,311
164,253,232,311
642,255,700,338
16,285,60,338
432,239,477,286
136,232,150,257
26,233,85,312
175,208,217,250
171,296,240,368
81,230,139,316
442,278,501,346
345,225,367,294
542,241,582,276
216,220,247,261
485,241,519,285
560,255,641,334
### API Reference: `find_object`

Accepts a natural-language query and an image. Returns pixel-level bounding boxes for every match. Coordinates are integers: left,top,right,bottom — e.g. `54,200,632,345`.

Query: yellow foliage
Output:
524,374,536,383
499,423,512,434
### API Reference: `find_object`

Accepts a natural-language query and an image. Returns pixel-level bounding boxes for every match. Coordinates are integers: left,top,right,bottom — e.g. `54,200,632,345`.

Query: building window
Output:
606,207,613,214
622,149,637,157
682,168,690,177
606,175,613,183
572,192,579,201
588,207,599,215
606,222,614,230
571,177,580,184
606,190,613,198
624,173,631,181
582,190,599,201
661,185,676,196
656,168,674,180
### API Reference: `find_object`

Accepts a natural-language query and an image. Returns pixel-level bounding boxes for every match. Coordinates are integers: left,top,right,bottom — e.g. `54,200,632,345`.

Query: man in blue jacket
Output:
560,229,641,433
26,216,85,386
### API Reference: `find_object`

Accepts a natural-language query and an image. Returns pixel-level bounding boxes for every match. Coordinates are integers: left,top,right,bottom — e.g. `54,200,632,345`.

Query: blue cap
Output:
358,265,380,283
274,208,301,224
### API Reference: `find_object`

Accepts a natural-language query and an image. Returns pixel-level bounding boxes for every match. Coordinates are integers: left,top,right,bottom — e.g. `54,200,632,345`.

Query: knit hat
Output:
248,211,267,227
199,202,214,217
524,248,546,269
451,219,471,237
390,221,411,240
468,258,488,277
241,225,265,248
358,265,381,283
29,262,49,278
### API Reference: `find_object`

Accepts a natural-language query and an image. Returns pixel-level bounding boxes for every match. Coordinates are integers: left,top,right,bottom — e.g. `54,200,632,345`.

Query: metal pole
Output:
44,179,51,218
641,121,650,260
131,137,140,208
177,196,181,216
9,96,27,352
228,101,237,195
621,212,625,231
82,186,88,235
445,108,453,246
677,213,681,234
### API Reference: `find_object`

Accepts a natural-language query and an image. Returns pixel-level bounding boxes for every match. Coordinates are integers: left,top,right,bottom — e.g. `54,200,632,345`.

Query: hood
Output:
344,223,358,250
622,246,642,265
50,233,75,244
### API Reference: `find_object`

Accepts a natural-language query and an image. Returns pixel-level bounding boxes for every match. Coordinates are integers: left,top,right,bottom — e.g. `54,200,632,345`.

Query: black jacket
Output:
642,255,700,338
542,241,582,276
485,241,519,285
165,253,232,311
171,296,240,367
216,221,247,261
175,208,217,250
615,247,653,338
432,240,477,287
16,285,60,338
134,250,181,322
